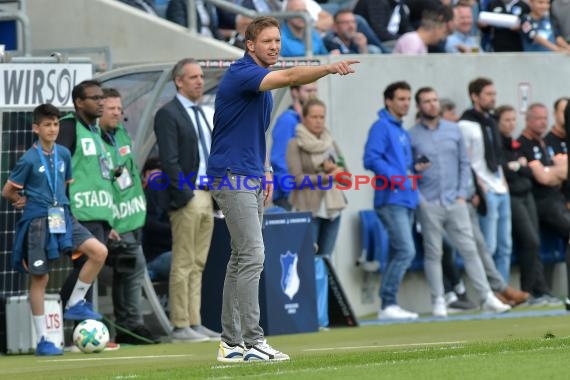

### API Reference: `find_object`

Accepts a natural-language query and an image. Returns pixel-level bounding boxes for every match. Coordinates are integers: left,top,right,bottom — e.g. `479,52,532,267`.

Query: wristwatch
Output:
264,166,274,174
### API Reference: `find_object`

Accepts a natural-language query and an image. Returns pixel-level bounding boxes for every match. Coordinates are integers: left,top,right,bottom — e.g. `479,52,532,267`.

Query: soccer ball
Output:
73,319,109,353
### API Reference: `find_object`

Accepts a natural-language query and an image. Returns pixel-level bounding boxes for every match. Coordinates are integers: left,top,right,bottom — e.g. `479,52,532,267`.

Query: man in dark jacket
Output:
153,58,219,342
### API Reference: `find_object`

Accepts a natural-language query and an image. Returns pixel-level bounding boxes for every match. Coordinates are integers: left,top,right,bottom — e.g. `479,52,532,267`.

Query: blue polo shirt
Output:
280,22,329,57
8,143,72,207
207,53,272,177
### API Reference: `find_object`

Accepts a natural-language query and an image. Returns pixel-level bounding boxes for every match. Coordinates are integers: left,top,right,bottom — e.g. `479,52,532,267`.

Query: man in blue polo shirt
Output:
208,16,357,362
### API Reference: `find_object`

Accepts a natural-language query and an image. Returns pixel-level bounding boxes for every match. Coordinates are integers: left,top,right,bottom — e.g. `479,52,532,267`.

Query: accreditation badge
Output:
47,207,67,233
116,166,133,190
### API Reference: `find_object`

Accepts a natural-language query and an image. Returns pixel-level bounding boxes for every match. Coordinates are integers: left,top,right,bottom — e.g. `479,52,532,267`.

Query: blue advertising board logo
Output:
280,251,300,300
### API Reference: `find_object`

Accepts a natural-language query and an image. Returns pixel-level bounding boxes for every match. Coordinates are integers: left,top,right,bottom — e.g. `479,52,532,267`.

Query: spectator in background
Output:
363,81,419,320
459,78,513,283
166,0,224,39
497,105,559,306
353,0,413,48
520,0,570,51
283,0,334,34
551,0,570,45
142,157,172,282
280,0,329,57
119,0,158,15
99,88,158,345
271,83,318,210
516,103,568,308
544,97,570,204
153,58,219,342
483,0,529,52
393,10,448,54
323,9,371,54
410,87,511,317
440,98,460,122
445,2,480,53
286,98,347,329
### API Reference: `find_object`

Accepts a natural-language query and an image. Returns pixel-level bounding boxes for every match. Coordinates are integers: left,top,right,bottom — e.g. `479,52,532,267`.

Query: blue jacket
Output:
363,108,418,209
270,107,300,201
12,201,73,273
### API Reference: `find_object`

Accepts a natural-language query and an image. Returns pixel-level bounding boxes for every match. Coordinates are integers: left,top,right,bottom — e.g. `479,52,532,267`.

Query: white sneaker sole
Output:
217,356,244,363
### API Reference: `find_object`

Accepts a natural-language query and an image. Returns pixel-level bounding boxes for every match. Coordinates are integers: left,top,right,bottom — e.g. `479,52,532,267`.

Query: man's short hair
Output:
384,81,411,102
468,77,493,97
33,103,60,125
495,104,515,120
171,58,197,83
553,97,569,112
526,102,547,117
245,16,280,44
142,156,161,173
102,87,121,99
420,10,445,29
334,9,354,23
72,80,101,105
415,87,436,104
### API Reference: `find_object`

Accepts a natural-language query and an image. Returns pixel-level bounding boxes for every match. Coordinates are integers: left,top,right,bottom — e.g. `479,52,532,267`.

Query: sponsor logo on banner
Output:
0,63,92,108
280,251,300,301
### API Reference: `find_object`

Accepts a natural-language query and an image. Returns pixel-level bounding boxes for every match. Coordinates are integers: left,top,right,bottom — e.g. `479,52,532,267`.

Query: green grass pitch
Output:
2,313,569,379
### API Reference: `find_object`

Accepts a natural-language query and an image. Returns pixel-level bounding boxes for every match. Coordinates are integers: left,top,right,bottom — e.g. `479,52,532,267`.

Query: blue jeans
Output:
376,205,416,308
147,251,172,282
312,216,341,257
479,191,512,282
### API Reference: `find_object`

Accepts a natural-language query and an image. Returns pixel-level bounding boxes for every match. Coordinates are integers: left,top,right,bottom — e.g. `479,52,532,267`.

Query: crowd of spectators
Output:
119,0,570,55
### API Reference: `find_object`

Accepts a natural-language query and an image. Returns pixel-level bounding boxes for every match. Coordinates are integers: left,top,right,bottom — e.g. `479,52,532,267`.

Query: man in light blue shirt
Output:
409,87,510,317
280,0,329,57
445,3,479,53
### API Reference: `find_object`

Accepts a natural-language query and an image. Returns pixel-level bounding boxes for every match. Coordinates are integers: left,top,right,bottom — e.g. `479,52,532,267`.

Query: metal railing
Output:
186,0,314,57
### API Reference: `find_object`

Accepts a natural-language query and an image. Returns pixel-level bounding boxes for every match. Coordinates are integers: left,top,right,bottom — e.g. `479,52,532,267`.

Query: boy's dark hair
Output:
72,80,102,104
468,77,493,97
415,87,436,105
302,98,326,117
33,103,60,124
142,156,161,173
384,81,411,103
102,87,122,99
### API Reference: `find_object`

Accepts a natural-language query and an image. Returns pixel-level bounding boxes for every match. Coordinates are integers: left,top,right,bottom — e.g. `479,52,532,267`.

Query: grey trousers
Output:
418,202,491,303
467,204,507,293
211,175,265,347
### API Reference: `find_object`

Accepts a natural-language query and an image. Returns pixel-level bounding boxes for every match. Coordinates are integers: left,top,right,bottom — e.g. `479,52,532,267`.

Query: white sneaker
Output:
243,340,290,362
217,341,245,363
433,297,447,317
378,305,418,320
171,327,209,343
444,291,458,306
482,292,511,313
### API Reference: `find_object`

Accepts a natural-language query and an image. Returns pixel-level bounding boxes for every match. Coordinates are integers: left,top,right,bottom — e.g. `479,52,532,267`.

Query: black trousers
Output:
512,193,550,296
534,193,570,296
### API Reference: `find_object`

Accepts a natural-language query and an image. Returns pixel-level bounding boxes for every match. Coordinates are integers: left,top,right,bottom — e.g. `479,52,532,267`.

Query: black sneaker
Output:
565,298,570,311
448,293,477,313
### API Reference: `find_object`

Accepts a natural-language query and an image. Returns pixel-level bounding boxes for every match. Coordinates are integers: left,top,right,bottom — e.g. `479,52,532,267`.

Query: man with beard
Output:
458,78,512,283
409,87,511,317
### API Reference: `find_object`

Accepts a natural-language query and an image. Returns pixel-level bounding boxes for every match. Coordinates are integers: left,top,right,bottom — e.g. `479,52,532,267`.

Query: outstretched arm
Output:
259,60,359,92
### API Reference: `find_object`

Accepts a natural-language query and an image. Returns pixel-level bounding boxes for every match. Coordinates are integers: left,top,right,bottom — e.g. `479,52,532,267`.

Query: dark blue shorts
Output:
25,216,93,275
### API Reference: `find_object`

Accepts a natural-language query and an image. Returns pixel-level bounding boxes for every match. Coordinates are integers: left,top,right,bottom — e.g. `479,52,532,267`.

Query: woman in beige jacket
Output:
286,98,347,328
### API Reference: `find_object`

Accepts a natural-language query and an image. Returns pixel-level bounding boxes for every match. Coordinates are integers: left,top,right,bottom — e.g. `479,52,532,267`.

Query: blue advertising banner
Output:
259,212,318,335
200,212,318,336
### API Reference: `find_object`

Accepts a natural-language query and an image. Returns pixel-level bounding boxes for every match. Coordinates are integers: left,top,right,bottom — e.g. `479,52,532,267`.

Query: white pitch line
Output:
41,354,193,363
303,340,467,352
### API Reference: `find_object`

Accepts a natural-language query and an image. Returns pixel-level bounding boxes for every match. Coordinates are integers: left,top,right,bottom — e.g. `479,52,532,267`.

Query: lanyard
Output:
88,124,114,168
36,143,58,206
104,130,125,167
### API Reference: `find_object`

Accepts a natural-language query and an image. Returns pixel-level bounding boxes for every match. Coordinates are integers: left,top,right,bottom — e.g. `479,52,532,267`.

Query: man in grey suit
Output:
153,58,219,342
